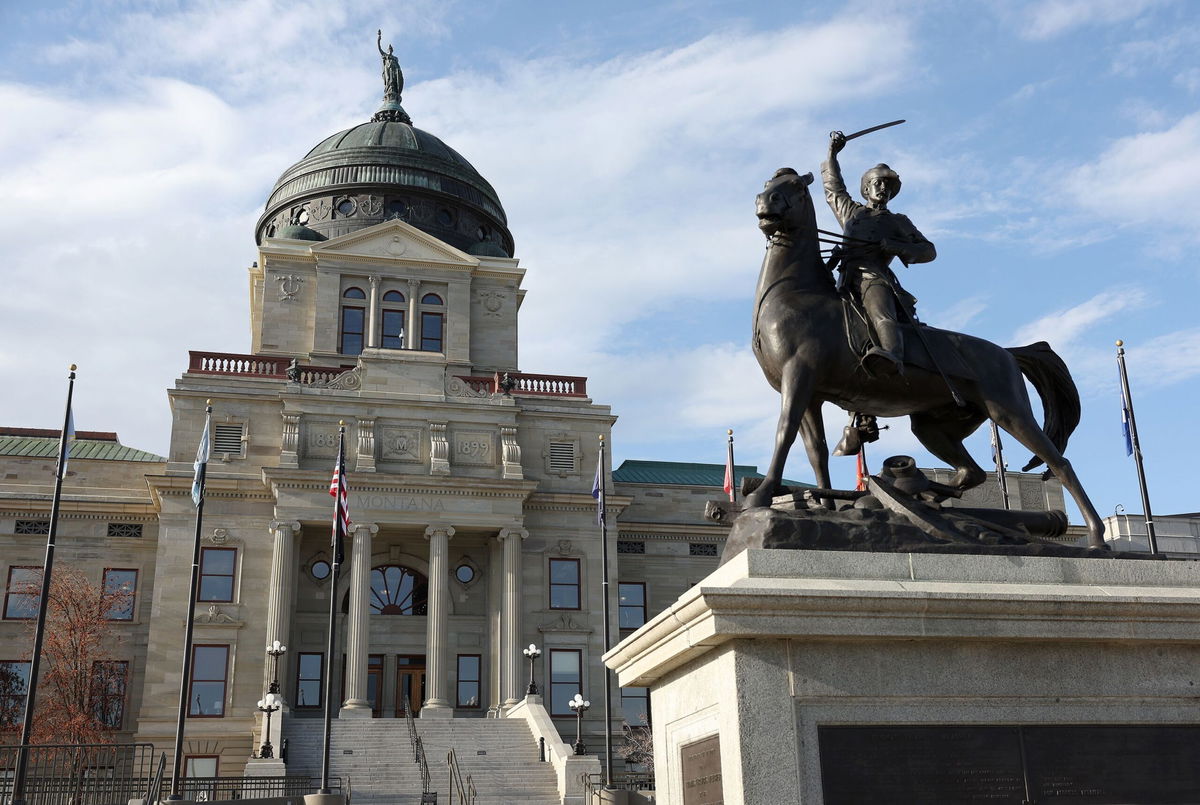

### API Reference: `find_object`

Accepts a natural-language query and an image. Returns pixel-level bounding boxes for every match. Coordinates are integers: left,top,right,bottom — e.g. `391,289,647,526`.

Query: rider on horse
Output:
822,131,936,377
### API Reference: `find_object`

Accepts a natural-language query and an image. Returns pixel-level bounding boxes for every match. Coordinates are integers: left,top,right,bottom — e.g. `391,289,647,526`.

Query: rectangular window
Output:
91,660,128,729
549,558,581,610
188,645,229,717
382,309,405,349
621,686,650,727
212,424,244,456
549,649,582,716
689,543,719,557
198,548,236,603
102,568,137,621
4,567,41,620
184,756,219,777
420,312,444,352
295,652,323,709
340,306,366,355
456,655,481,708
0,661,30,726
616,540,645,554
15,520,50,535
106,523,143,538
619,582,646,631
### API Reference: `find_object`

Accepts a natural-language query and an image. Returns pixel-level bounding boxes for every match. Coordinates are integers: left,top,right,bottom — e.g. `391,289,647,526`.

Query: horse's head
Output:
756,168,815,240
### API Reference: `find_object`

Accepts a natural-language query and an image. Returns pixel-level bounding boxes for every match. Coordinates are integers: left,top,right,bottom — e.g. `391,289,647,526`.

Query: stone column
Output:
264,521,301,704
422,524,455,717
407,278,421,349
499,527,528,708
366,275,380,348
340,522,378,718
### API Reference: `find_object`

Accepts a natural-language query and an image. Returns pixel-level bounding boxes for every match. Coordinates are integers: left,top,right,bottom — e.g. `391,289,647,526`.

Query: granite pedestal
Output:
604,549,1200,804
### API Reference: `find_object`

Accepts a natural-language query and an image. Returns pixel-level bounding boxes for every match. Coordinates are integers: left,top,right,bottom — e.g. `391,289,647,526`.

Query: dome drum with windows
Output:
256,38,513,258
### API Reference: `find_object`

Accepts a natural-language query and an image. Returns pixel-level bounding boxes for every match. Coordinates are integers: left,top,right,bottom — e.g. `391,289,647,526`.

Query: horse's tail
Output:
1008,341,1081,471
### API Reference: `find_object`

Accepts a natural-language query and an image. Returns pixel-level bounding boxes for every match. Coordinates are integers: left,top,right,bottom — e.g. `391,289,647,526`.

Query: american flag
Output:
329,430,350,564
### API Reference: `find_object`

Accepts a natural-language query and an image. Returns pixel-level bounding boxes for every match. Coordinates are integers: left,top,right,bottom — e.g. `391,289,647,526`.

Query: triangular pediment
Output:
312,220,479,268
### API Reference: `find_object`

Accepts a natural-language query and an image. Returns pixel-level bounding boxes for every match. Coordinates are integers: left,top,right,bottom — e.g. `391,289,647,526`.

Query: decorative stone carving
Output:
311,199,331,221
430,423,451,476
280,414,300,467
538,613,592,633
196,604,237,624
356,418,376,473
307,368,362,390
478,290,506,317
210,528,230,544
361,195,383,217
446,376,490,398
306,425,341,458
453,430,494,467
556,539,573,554
500,426,522,480
380,426,422,462
276,274,304,302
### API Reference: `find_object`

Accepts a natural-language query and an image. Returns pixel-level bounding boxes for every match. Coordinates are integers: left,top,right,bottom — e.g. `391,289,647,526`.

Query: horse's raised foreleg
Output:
744,360,813,509
910,410,988,491
989,403,1107,549
799,400,832,508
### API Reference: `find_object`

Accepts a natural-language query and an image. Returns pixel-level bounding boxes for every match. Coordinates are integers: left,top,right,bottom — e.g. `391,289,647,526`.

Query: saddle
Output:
840,294,974,381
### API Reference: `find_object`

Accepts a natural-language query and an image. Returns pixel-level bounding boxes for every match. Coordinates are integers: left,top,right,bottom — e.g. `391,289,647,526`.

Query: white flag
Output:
192,413,211,506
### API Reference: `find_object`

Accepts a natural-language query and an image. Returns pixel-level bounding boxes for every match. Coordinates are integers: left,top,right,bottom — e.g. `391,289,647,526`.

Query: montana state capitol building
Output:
0,57,1071,788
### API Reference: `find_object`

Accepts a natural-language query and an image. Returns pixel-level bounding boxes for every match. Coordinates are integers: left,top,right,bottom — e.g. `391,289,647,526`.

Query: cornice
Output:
525,492,633,514
262,467,537,501
616,521,731,539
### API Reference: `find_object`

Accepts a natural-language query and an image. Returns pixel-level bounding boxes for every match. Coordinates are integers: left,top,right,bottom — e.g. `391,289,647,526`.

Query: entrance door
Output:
367,654,384,717
396,654,426,717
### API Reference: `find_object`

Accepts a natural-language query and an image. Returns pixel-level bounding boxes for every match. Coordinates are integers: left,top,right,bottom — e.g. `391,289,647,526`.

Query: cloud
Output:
1012,287,1149,350
1019,0,1160,40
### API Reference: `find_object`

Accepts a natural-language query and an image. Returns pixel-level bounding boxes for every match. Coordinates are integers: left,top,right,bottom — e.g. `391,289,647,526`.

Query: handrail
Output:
402,694,432,795
402,694,419,762
415,736,432,795
144,751,166,804
447,748,476,805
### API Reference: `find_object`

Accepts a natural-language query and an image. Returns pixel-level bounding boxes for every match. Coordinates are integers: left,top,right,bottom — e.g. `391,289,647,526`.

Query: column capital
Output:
368,274,380,287
352,522,379,537
424,524,456,541
497,527,528,542
268,520,301,535
407,278,421,290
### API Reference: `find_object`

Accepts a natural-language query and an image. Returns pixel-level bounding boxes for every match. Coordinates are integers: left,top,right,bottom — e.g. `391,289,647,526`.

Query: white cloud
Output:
1020,0,1159,40
1012,287,1149,350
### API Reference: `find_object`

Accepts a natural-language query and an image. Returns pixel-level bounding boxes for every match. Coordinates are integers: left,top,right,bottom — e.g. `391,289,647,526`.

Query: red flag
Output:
329,430,350,563
723,430,735,502
855,449,868,492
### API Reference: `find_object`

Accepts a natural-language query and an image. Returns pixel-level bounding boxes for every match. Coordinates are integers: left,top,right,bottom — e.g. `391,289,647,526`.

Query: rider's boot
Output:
865,317,904,376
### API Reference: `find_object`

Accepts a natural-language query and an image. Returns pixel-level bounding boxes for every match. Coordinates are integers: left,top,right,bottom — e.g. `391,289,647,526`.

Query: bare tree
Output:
12,565,134,744
620,720,655,774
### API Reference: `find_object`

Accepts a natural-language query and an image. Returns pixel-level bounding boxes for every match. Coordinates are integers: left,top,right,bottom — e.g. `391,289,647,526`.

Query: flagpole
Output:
597,434,615,789
10,364,76,805
168,401,212,801
725,429,736,503
990,421,1011,511
319,423,347,794
1117,340,1158,555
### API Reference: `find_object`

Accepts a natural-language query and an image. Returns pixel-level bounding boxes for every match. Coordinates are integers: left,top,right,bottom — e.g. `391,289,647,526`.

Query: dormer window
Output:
381,290,406,349
420,294,444,352
340,286,367,355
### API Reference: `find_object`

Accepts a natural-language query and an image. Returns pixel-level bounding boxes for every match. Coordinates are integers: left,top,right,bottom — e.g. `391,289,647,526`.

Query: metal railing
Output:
581,770,655,796
446,749,475,805
143,752,166,805
0,742,155,805
173,774,337,801
401,695,432,796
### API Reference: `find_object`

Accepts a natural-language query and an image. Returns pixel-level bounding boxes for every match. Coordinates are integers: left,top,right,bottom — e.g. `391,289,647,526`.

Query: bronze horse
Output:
743,168,1106,549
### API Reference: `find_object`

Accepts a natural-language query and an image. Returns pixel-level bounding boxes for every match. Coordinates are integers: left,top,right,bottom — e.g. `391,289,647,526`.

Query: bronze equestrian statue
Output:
742,161,1106,549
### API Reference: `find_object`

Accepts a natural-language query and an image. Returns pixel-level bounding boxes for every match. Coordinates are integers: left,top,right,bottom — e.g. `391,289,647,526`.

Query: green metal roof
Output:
612,460,810,489
0,434,164,463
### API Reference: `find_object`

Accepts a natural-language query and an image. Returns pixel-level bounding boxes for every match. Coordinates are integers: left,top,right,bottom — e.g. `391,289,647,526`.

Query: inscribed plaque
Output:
680,734,723,805
453,430,495,466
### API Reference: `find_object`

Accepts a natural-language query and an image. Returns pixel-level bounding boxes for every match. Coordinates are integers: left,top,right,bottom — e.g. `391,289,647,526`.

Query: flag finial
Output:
69,363,77,371
1116,339,1124,347
598,434,604,442
727,428,733,436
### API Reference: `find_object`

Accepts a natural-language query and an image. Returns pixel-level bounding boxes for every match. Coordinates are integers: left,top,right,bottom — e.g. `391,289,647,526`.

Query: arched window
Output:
370,565,428,615
419,294,444,352
339,287,366,355
381,290,406,349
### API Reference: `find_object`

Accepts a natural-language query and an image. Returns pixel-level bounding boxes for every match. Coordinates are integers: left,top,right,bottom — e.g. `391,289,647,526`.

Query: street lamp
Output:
266,640,287,695
257,694,281,759
569,692,590,755
523,644,541,696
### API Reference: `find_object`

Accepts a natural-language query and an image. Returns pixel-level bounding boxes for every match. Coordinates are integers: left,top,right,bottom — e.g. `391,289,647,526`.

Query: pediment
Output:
313,220,479,268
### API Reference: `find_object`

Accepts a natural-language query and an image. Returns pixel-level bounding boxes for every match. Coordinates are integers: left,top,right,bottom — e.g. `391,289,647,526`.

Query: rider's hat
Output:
860,163,901,200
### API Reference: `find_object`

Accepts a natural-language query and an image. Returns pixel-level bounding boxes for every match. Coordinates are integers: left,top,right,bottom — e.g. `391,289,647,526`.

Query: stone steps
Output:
284,717,561,804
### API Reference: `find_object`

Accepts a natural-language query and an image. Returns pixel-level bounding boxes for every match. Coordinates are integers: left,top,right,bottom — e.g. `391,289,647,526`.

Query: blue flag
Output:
591,445,606,526
1119,367,1133,456
192,413,211,505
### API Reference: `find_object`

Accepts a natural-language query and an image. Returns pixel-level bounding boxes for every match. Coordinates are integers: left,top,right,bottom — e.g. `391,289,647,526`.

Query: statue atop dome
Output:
373,30,413,124
376,29,404,104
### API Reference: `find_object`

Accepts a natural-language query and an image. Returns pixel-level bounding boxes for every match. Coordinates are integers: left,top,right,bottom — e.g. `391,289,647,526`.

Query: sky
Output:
2,0,1199,526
